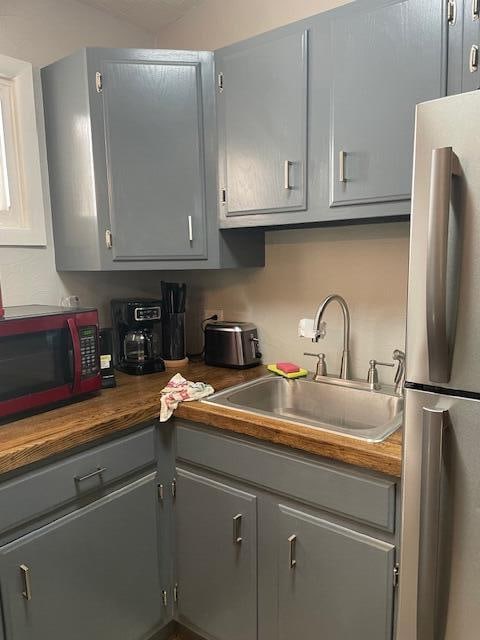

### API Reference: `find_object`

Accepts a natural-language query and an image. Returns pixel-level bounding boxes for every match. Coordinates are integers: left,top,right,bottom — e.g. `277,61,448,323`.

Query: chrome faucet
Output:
312,294,351,380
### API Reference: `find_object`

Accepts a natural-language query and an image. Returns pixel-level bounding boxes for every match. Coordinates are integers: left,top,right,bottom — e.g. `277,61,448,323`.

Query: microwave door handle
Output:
426,147,460,383
67,318,82,393
417,407,448,640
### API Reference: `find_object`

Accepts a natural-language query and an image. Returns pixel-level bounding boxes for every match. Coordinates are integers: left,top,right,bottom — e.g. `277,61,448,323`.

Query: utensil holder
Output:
162,312,186,360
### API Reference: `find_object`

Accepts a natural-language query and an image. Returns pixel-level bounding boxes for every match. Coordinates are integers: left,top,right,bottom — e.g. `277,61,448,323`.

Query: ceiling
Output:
78,0,202,34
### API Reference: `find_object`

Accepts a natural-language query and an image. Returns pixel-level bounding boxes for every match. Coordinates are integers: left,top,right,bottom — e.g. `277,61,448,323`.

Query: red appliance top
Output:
0,305,96,321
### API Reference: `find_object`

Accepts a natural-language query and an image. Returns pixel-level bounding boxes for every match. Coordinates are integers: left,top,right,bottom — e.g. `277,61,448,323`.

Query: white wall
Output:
0,0,154,310
155,0,350,50
156,0,410,382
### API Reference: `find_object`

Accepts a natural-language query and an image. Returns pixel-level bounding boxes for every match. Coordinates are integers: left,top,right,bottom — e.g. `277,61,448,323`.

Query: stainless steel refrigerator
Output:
396,90,480,640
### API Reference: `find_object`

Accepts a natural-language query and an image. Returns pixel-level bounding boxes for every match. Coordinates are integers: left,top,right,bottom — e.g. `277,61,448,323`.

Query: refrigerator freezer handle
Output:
426,147,460,383
417,407,448,640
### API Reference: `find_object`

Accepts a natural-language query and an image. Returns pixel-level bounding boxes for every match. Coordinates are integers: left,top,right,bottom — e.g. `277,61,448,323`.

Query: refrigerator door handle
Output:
417,407,448,640
426,147,460,383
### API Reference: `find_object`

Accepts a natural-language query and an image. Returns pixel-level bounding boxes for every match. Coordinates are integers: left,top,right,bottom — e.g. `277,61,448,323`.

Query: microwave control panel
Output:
80,326,99,377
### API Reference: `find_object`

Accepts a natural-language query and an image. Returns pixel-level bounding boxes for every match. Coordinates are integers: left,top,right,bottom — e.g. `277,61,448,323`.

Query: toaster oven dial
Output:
79,326,99,378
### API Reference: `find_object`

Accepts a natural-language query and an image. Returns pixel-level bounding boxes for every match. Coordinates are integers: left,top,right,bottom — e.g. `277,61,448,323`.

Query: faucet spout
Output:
313,294,351,380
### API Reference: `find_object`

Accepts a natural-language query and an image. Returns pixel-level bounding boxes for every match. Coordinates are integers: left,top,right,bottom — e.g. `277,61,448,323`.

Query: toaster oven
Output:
204,321,262,368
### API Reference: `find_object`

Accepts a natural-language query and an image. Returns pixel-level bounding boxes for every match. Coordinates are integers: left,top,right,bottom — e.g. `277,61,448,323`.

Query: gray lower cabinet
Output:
216,28,308,217
175,421,399,640
277,504,395,640
41,48,264,270
0,473,165,640
175,467,257,640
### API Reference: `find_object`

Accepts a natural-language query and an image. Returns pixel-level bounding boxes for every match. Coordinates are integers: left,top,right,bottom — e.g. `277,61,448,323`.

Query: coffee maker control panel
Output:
134,306,161,322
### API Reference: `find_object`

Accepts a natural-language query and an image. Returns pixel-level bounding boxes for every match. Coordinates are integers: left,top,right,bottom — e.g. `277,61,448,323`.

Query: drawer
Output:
176,421,396,532
0,425,156,535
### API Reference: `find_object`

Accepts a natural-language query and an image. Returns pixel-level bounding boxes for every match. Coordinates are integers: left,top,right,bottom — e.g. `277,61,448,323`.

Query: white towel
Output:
159,373,214,422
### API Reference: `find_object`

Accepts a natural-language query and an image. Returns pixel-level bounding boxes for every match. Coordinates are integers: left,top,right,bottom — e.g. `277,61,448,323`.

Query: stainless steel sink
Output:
204,375,403,442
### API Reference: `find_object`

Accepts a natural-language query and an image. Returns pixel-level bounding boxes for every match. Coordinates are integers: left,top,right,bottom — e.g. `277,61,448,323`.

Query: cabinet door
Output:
0,474,165,640
330,0,444,207
462,0,480,92
101,57,208,261
175,467,257,640
277,504,395,640
217,29,308,217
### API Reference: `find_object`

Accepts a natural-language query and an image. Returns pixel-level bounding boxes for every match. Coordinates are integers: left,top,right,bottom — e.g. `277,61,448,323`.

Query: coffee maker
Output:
111,299,165,375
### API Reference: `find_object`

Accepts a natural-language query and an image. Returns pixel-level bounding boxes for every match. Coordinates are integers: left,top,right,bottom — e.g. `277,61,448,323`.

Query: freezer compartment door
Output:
396,389,480,640
406,90,480,392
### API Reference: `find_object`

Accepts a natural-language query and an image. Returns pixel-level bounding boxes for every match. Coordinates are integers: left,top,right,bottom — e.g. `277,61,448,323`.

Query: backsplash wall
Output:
185,223,409,383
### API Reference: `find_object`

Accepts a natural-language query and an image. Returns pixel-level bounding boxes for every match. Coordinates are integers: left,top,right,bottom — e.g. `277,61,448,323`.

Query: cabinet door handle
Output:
74,466,107,484
473,0,479,20
470,45,479,72
188,215,193,243
233,514,243,544
284,160,293,190
288,534,297,568
338,150,346,183
447,0,457,24
20,564,32,601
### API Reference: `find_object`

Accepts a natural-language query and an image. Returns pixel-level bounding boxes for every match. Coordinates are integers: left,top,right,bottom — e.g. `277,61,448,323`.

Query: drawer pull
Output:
20,564,32,601
74,466,107,484
233,513,243,544
288,534,297,568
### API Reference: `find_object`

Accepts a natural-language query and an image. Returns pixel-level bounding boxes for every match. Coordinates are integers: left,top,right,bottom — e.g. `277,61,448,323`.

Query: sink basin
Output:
204,375,403,442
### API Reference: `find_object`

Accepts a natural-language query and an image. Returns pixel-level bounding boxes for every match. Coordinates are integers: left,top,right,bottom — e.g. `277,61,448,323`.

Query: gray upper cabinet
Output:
277,504,395,640
216,29,308,217
0,474,165,640
101,58,207,261
175,467,257,640
447,0,480,94
41,48,264,270
330,0,445,208
218,0,446,229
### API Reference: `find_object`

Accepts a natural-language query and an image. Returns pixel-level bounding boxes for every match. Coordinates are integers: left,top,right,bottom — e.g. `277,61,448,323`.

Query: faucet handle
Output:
304,352,327,379
367,359,394,390
369,359,395,368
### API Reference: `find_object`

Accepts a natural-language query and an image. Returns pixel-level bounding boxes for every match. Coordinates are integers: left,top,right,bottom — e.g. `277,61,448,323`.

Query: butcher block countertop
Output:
0,363,402,477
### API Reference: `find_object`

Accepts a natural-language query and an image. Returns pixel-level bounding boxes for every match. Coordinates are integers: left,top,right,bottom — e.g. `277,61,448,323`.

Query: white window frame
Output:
0,54,46,246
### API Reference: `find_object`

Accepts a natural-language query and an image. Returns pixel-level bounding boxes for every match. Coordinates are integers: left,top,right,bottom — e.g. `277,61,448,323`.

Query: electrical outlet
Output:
205,308,224,321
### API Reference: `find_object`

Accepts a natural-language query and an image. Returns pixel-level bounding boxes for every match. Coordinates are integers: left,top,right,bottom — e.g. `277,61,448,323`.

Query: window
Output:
0,77,23,229
0,54,46,246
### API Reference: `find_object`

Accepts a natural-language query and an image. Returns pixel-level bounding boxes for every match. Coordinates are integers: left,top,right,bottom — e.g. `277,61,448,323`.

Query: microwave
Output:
0,305,101,420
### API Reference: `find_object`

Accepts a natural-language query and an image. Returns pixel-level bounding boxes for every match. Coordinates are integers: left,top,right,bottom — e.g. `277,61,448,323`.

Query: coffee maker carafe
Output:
111,299,165,375
124,328,153,365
